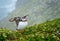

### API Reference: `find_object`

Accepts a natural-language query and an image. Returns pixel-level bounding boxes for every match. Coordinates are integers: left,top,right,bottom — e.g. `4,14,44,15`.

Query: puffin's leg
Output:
17,29,24,33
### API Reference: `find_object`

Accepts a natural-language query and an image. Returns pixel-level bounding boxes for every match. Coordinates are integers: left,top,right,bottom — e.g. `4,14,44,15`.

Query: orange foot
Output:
17,29,24,33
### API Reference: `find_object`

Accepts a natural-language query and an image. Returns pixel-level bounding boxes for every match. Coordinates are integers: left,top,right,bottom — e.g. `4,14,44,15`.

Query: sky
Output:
0,0,17,20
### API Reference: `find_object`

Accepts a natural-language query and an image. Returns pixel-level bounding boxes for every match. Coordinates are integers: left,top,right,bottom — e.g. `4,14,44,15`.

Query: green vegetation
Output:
0,18,60,41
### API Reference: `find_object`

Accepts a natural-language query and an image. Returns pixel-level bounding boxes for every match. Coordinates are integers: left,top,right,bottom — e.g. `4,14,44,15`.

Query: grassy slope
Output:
0,18,60,41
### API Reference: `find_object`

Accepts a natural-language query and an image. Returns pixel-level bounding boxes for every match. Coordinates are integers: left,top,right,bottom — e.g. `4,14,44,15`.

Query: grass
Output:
0,18,60,41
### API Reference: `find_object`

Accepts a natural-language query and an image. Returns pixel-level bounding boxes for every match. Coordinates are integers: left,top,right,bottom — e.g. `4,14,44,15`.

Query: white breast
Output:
17,21,28,29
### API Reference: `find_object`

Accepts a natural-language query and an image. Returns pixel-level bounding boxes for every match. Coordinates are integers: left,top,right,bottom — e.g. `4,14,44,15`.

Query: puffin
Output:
9,15,28,33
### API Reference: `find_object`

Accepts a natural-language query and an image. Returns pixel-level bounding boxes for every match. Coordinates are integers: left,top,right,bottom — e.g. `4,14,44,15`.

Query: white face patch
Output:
22,19,26,21
22,18,27,21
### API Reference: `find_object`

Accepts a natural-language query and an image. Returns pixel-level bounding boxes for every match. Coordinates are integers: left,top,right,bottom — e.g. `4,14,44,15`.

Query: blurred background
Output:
0,0,60,30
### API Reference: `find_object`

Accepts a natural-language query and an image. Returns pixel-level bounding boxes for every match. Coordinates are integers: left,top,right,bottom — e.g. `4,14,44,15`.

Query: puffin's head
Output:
22,15,28,21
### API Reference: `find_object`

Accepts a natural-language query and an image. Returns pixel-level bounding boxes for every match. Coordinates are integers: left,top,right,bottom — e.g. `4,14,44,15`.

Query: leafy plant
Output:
0,18,60,41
